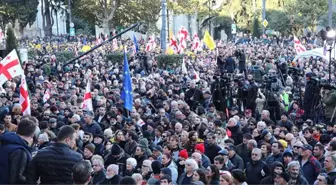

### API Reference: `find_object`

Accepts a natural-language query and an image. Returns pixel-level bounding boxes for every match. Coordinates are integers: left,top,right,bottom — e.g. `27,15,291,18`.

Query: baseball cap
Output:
225,144,236,152
302,144,313,151
218,149,228,156
153,145,163,153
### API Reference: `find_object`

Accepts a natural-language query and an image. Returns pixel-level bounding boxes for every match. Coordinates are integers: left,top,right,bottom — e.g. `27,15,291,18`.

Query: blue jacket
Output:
83,121,102,135
299,155,322,184
0,132,32,184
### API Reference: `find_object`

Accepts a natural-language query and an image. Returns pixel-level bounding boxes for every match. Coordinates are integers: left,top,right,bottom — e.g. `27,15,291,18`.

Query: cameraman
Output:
321,85,336,124
246,75,258,115
303,72,316,120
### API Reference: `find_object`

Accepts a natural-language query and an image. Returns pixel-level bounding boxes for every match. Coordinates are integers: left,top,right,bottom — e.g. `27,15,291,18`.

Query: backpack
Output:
0,143,31,184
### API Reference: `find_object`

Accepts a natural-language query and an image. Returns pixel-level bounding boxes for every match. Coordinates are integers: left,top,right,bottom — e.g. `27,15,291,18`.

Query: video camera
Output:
288,67,303,77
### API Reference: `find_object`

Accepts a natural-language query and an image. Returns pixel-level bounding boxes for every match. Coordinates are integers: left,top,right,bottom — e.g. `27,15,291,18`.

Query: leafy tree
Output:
251,18,260,38
6,26,17,55
266,10,291,34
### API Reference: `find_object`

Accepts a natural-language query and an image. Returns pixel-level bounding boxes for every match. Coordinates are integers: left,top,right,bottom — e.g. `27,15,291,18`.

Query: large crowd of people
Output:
0,33,336,185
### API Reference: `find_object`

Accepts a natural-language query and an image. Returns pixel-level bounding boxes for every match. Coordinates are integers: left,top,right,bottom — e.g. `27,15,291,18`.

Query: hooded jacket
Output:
0,132,32,184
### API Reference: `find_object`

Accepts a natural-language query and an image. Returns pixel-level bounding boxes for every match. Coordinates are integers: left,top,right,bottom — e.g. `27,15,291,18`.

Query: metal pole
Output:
329,46,332,83
161,0,167,53
68,0,72,24
262,0,266,34
62,22,140,69
328,0,333,27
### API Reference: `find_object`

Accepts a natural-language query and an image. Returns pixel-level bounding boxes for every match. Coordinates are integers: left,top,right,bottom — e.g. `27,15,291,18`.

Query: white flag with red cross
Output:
43,89,51,103
82,82,93,111
178,26,189,41
192,33,201,51
20,75,31,115
294,35,306,54
146,35,157,52
0,50,24,86
169,34,179,54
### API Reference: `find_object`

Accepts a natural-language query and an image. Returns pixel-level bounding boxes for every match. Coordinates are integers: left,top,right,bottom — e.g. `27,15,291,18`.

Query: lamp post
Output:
327,30,336,83
161,0,167,53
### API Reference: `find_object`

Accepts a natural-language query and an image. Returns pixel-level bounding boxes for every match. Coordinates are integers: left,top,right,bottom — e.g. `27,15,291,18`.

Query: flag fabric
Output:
19,75,31,115
192,33,200,51
82,82,93,111
146,35,156,52
194,70,200,82
132,34,139,54
203,30,216,50
177,26,189,41
121,49,133,111
182,59,187,74
293,35,306,54
0,50,24,86
168,30,179,54
112,39,118,51
43,89,51,103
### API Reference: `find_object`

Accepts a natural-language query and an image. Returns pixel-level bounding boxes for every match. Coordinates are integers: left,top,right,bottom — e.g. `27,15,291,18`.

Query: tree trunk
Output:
101,19,110,35
44,0,52,37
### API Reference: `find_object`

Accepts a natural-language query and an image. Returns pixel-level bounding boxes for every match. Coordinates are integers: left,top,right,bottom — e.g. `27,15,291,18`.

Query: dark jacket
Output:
245,160,269,185
92,169,106,185
205,143,221,163
201,154,211,168
83,122,102,135
293,174,310,185
299,155,322,184
229,153,244,170
101,174,122,185
236,143,251,167
265,152,283,165
124,140,138,156
0,132,32,184
224,56,235,73
26,143,83,184
227,125,243,145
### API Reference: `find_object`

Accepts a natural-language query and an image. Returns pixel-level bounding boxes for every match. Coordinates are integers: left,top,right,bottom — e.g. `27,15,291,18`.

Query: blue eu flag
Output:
121,50,133,111
133,34,139,53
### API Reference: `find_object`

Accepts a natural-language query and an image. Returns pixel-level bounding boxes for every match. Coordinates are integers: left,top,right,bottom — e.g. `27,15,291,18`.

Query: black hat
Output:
275,172,290,182
161,168,172,177
151,160,162,174
111,144,121,155
153,145,163,153
302,144,313,151
225,144,237,152
94,134,104,140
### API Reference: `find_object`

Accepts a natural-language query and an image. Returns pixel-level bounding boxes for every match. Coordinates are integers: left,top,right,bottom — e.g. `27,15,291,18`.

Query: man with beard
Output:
313,143,325,167
94,107,108,130
124,130,139,155
236,133,253,167
185,80,204,111
287,161,309,185
101,164,121,185
82,132,93,149
260,162,285,184
204,133,221,163
104,144,128,175
93,134,104,155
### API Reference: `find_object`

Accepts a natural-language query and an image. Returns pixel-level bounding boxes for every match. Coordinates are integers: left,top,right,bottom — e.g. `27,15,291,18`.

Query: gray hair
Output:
92,158,104,168
38,133,49,142
287,161,300,170
185,158,199,170
143,160,152,171
127,158,137,169
248,139,258,148
252,148,262,157
107,164,119,174
132,173,143,181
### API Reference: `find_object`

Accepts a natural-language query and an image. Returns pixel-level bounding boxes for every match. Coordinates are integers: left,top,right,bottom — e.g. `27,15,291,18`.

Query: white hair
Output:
132,173,143,181
257,121,266,127
72,114,81,122
252,148,262,156
185,158,199,171
107,164,119,174
127,158,137,169
191,152,202,161
38,133,49,142
233,115,240,122
92,158,104,168
104,129,113,138
175,122,182,129
262,110,270,116
287,161,300,170
143,160,152,171
228,118,237,125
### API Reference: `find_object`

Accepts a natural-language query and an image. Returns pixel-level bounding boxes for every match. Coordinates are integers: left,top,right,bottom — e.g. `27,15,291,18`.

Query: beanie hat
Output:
111,144,121,155
85,143,95,154
178,149,188,159
283,149,293,158
261,129,270,138
161,167,172,177
195,143,205,154
278,139,288,149
151,160,162,174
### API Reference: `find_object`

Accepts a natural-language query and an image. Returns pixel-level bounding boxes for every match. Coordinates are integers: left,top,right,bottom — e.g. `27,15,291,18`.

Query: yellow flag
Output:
203,30,215,50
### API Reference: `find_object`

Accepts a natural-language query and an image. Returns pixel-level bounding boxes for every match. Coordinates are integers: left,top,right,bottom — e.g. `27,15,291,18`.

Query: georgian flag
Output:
177,26,189,41
294,35,306,54
43,89,51,103
146,35,157,52
169,34,179,53
82,82,93,111
192,33,201,51
20,75,31,115
0,50,24,86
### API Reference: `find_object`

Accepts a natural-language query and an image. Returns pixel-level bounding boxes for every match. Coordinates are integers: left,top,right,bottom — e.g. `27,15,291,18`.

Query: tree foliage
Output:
6,26,17,55
251,18,260,38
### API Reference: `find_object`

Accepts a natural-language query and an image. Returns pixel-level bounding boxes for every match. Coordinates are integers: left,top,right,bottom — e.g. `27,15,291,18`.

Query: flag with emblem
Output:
192,33,201,51
82,82,93,111
293,35,306,54
19,75,31,115
43,89,51,103
0,50,24,86
121,49,133,111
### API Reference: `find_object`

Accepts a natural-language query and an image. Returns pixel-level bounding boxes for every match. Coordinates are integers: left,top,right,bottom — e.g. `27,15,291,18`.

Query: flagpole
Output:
62,22,141,70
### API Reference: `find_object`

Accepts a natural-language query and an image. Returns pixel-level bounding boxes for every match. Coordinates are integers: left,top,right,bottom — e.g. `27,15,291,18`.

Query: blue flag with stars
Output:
121,49,133,111
133,34,139,53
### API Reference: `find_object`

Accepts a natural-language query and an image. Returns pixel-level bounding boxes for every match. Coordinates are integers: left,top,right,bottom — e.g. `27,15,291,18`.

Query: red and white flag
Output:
294,35,306,54
192,33,201,51
112,39,118,51
146,35,157,52
0,50,24,86
20,75,31,115
43,89,51,103
169,34,179,53
177,26,189,41
82,82,93,111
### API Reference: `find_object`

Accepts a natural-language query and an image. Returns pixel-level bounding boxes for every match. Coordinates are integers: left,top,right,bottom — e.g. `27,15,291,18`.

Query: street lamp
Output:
208,0,216,33
327,29,336,83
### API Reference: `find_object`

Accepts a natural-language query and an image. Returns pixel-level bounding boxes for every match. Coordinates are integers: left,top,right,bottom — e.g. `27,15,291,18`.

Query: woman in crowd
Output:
178,158,198,185
206,164,220,185
193,169,209,185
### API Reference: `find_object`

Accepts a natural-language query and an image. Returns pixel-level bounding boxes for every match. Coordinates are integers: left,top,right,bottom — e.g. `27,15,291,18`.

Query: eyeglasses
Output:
294,146,302,149
251,153,259,156
142,165,149,168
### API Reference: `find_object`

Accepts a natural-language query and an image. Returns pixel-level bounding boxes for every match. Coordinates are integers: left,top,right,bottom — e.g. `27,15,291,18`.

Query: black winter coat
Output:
227,125,243,145
26,143,83,184
100,175,122,185
245,160,269,185
92,170,106,185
